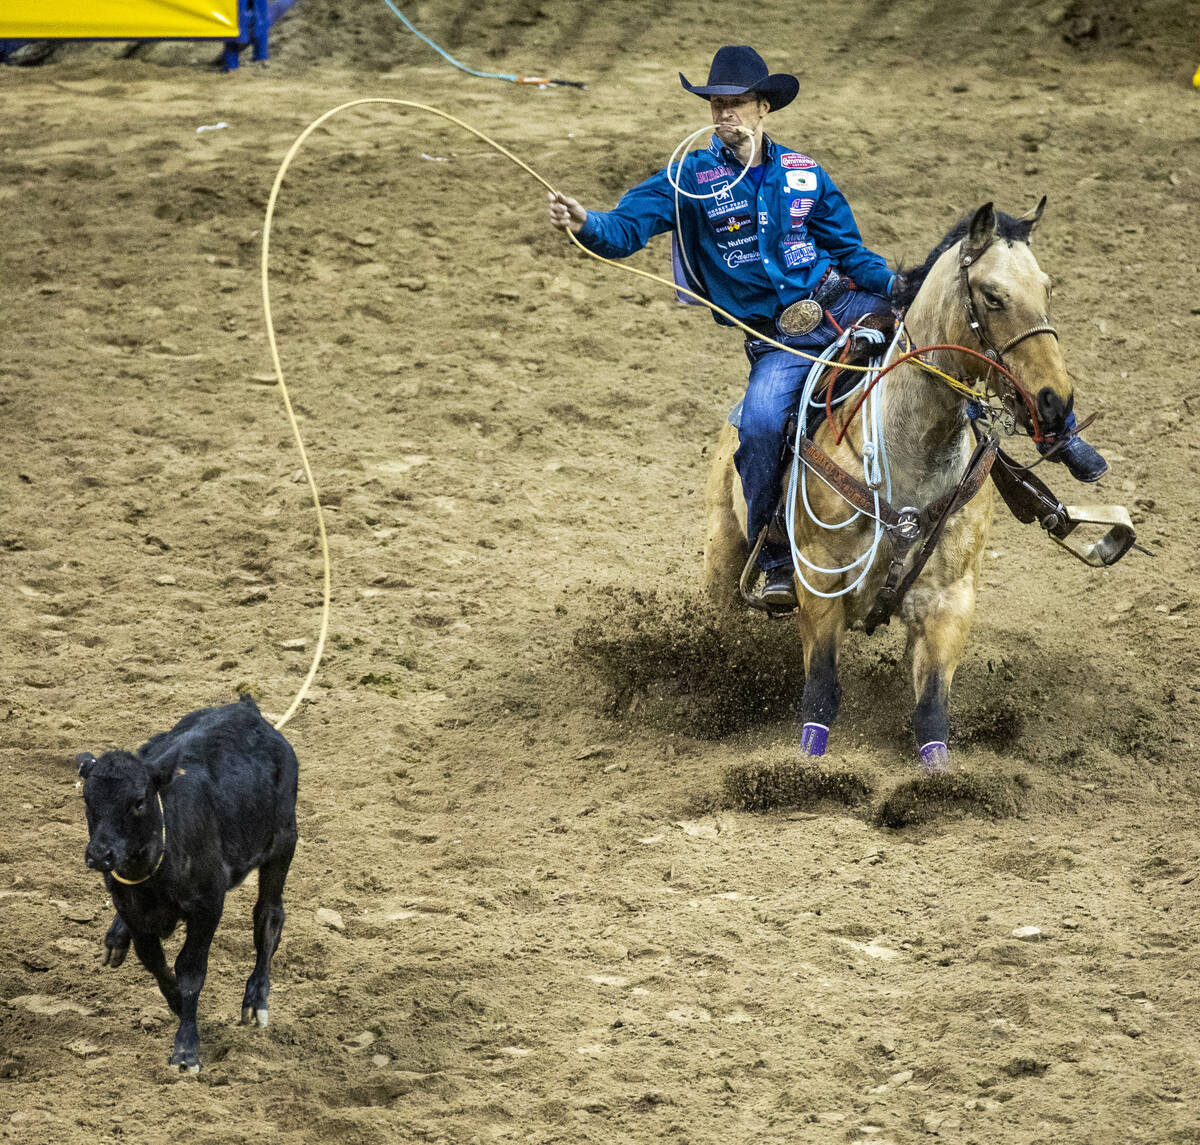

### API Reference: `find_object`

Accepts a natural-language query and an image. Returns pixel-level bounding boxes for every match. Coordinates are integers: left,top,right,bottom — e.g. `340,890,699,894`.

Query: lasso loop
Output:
262,98,570,730
262,99,1001,726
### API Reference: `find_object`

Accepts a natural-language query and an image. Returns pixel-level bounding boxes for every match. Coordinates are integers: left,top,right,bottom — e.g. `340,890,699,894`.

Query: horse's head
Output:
903,199,1074,443
954,199,1073,441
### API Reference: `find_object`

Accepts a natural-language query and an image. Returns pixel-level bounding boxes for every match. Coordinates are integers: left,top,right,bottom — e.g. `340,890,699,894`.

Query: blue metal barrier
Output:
1,0,298,70
221,0,299,69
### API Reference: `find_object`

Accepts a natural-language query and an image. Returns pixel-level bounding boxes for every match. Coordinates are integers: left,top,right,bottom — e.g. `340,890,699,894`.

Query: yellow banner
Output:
0,1,240,39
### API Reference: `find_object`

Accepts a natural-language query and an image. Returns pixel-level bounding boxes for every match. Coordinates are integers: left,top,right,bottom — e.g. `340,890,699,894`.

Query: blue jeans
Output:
734,289,889,572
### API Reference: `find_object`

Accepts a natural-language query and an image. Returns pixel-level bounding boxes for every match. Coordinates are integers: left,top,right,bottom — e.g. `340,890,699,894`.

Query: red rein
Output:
828,340,1044,447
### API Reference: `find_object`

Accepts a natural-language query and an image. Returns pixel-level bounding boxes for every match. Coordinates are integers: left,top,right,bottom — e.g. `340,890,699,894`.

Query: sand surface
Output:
3,2,1199,1142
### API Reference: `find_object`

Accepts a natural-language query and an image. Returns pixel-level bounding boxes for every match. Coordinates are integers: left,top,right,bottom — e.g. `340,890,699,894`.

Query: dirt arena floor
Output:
3,2,1200,1142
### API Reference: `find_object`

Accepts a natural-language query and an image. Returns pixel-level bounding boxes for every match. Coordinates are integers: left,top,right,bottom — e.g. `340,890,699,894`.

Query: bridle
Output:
958,247,1059,361
957,246,1061,441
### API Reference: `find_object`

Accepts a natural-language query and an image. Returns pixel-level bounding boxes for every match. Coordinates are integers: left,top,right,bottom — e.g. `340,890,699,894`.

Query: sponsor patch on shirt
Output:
705,196,750,219
783,241,817,268
696,165,736,184
780,153,817,169
785,170,818,193
758,211,769,226
711,211,754,235
788,197,814,225
724,248,761,269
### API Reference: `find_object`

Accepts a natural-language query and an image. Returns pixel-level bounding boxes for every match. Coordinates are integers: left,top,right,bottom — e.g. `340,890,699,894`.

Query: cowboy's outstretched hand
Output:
548,191,587,234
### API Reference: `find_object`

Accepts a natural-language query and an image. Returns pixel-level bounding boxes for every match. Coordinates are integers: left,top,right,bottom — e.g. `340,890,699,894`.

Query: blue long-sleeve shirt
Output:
576,133,892,327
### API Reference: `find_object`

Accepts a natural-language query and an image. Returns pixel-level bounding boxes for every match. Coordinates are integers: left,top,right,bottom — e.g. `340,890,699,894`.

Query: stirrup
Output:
738,527,798,615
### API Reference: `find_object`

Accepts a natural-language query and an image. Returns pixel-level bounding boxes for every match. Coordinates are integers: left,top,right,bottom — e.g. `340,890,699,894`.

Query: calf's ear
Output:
76,752,97,778
149,757,183,791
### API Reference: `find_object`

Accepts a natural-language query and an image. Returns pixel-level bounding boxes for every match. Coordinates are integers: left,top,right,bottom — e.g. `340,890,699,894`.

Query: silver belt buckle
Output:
777,298,823,336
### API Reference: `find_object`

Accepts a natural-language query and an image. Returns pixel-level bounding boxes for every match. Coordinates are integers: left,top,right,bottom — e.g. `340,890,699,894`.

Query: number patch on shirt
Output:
712,212,754,235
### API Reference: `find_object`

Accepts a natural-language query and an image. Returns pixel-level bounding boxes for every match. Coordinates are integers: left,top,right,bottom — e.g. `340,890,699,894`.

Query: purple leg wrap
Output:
800,722,829,757
918,741,950,774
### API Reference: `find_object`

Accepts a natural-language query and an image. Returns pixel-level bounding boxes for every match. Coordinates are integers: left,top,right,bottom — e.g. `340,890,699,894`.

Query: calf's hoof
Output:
169,1046,201,1074
240,1006,269,1028
102,918,130,968
101,943,128,969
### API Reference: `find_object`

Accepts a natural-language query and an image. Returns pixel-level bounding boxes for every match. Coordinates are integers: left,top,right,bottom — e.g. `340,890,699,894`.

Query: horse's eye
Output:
981,289,1005,310
134,798,146,814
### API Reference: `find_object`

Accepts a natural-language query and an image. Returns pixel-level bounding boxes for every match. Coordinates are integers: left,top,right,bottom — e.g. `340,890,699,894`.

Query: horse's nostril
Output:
1036,386,1071,435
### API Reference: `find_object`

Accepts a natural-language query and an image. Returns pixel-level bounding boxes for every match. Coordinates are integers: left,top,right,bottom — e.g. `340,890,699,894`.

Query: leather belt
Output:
743,268,851,341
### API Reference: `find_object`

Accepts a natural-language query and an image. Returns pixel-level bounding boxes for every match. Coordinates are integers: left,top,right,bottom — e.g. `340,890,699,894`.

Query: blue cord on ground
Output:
381,0,585,88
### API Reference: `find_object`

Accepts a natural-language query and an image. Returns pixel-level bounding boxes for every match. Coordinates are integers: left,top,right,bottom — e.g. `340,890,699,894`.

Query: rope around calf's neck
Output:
108,792,167,886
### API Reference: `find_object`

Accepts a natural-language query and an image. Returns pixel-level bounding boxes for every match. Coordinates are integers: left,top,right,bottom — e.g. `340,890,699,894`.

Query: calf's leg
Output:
131,931,182,1016
242,844,295,1028
103,913,130,968
170,903,223,1072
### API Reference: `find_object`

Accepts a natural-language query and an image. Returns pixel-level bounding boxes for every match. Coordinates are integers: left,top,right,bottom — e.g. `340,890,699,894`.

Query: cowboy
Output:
549,45,1106,610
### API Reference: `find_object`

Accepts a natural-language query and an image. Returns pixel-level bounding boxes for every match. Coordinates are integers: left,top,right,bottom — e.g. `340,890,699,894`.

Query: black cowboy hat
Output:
679,46,799,112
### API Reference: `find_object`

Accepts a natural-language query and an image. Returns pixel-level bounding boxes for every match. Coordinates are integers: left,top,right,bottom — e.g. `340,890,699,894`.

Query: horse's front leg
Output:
905,573,977,772
796,596,845,757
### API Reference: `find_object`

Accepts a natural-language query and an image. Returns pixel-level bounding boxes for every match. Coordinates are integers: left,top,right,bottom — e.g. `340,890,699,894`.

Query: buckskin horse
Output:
704,199,1079,771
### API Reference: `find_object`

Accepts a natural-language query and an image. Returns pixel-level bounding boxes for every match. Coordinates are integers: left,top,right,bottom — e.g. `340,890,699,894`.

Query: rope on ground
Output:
380,1,586,88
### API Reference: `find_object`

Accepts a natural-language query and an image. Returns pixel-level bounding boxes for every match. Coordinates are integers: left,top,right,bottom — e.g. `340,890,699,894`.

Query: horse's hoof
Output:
241,1006,269,1028
799,722,829,757
918,741,950,774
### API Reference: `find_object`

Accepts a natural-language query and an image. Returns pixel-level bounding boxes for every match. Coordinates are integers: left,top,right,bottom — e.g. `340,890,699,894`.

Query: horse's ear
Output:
1018,195,1047,241
962,202,996,263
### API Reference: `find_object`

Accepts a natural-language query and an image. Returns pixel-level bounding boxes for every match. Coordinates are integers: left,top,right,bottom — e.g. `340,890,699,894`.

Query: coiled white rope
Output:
665,124,755,300
785,325,906,599
664,124,755,200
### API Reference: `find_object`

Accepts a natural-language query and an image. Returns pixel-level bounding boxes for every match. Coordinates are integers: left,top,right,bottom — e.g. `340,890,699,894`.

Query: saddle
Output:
728,309,895,440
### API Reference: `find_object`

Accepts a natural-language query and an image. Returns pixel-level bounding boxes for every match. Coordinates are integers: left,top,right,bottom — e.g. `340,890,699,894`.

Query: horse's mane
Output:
892,209,1038,309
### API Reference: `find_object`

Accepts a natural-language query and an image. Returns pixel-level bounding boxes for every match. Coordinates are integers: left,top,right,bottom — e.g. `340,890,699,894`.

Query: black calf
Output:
76,695,299,1072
